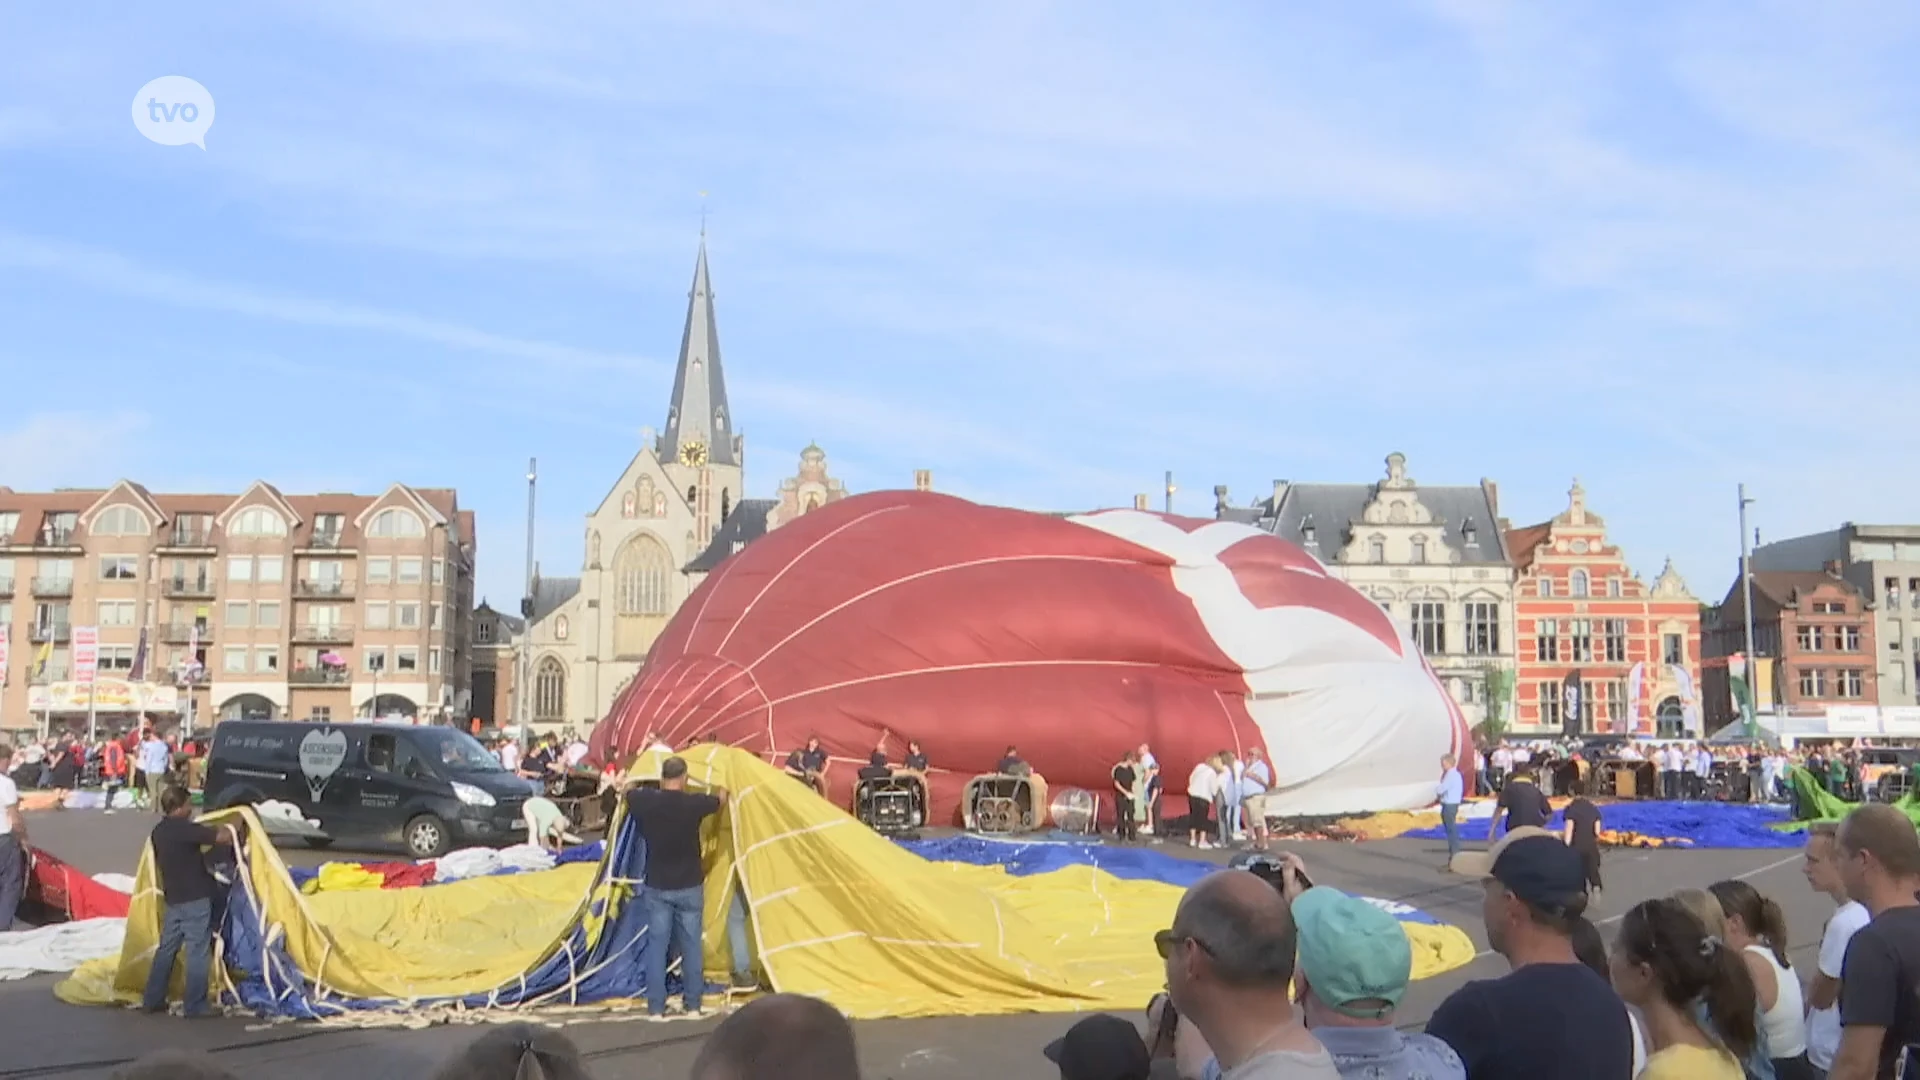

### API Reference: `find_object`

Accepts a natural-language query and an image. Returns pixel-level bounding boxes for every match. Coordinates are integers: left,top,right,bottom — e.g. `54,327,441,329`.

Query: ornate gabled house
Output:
512,239,850,733
1505,480,1703,736
1217,452,1518,729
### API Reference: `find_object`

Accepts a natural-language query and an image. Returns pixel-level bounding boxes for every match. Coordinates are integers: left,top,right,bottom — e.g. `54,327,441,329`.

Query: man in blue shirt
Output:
1436,754,1465,863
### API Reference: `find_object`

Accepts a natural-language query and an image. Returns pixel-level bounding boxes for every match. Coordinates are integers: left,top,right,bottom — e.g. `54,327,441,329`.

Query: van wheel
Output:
303,838,334,850
405,814,451,859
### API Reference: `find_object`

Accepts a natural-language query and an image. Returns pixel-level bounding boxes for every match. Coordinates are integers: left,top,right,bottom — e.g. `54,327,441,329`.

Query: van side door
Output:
346,731,423,843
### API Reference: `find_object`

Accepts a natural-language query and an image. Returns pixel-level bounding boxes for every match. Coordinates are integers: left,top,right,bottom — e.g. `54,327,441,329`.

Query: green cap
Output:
1292,886,1411,1019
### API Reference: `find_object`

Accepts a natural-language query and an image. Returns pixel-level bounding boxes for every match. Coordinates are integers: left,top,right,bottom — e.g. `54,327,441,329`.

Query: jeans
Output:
1214,797,1231,846
642,885,705,1015
143,898,214,1016
0,833,24,932
727,883,751,981
1440,802,1462,859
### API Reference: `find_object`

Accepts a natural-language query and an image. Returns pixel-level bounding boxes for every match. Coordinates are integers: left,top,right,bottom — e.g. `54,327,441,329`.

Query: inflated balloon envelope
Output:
56,746,1474,1019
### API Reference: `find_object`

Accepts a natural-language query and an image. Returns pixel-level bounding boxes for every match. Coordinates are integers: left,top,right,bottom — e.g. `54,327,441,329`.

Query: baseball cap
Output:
1292,886,1411,1019
1042,1014,1151,1080
1449,826,1587,909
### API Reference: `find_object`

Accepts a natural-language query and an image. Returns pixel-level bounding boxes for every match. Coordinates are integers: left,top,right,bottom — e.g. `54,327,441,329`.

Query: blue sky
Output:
3,1,1917,609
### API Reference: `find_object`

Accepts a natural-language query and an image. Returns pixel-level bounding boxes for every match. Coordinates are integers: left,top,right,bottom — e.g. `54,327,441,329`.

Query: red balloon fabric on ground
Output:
590,491,1467,824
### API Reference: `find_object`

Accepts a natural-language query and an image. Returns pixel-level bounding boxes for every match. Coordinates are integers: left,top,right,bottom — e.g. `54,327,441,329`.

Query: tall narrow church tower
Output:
656,236,745,544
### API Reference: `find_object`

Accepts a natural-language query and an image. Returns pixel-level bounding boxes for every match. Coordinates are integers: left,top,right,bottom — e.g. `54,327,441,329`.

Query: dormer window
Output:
1461,517,1478,545
1299,514,1317,545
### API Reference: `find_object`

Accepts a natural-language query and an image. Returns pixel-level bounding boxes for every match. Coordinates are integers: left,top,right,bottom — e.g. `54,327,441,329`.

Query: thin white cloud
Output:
0,411,151,489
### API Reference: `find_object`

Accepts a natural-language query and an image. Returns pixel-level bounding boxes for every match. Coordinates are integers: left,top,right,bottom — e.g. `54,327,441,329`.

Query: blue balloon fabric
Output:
894,834,1447,926
1402,801,1802,849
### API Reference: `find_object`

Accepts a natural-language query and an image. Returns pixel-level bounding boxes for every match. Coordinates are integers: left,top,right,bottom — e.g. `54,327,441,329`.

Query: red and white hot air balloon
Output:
590,491,1470,823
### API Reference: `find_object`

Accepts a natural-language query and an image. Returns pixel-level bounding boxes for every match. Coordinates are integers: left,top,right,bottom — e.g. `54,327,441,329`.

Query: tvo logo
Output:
131,76,215,148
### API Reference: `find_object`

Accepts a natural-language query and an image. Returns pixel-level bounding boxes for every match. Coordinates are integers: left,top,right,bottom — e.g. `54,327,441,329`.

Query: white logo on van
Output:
299,728,349,800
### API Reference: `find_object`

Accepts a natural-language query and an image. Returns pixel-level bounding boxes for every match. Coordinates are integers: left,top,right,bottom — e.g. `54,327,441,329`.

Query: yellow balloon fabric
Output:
56,746,1477,1018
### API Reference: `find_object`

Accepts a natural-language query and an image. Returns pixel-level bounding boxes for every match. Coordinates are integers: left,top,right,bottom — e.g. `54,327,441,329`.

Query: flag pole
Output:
1738,485,1759,738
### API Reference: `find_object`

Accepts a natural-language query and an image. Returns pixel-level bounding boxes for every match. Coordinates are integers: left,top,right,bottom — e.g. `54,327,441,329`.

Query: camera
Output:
1230,851,1311,892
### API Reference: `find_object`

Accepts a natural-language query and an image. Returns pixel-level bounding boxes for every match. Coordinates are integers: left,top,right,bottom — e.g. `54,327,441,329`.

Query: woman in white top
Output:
1709,879,1811,1080
1186,756,1218,849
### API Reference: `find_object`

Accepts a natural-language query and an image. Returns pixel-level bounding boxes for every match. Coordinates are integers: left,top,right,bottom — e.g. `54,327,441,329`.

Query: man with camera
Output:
1150,851,1463,1079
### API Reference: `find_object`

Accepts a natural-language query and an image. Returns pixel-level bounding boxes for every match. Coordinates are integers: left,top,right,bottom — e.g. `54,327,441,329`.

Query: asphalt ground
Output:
0,810,1833,1080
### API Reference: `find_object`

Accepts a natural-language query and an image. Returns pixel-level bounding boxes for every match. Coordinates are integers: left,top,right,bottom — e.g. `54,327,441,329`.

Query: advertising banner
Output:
72,625,100,684
28,679,180,714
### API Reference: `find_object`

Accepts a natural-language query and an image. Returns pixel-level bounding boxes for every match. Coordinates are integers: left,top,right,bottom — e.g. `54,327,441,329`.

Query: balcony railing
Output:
305,533,351,550
294,580,354,598
163,529,214,548
289,668,352,686
31,577,74,597
162,577,217,598
29,621,71,643
161,623,211,645
38,529,78,548
292,624,355,644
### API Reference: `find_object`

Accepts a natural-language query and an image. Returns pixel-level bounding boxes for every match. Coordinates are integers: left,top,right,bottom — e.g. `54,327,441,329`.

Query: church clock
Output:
678,440,709,467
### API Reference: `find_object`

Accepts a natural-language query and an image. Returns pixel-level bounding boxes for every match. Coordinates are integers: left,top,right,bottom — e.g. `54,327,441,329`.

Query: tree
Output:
1478,666,1515,742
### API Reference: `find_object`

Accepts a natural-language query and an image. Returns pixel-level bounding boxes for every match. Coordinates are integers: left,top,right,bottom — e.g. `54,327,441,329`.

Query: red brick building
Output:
1505,482,1703,736
1701,567,1879,728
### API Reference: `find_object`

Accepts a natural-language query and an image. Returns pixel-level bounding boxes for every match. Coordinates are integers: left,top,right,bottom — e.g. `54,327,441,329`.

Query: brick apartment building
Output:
1505,481,1703,736
0,480,474,737
1701,566,1880,729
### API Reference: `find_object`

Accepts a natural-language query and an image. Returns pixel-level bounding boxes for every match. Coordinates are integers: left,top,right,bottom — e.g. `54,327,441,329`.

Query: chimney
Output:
1133,494,1149,511
1271,479,1288,506
1213,484,1230,517
913,469,932,492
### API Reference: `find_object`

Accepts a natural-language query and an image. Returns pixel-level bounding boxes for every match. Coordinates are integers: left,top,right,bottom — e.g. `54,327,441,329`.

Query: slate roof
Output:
528,575,582,624
686,499,777,572
1254,482,1509,566
654,238,740,468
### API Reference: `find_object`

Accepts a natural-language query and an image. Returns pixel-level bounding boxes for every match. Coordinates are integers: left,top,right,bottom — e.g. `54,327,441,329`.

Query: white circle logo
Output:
131,76,216,149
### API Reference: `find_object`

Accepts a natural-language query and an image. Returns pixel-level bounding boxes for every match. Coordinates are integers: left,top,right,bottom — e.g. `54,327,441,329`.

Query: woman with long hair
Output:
1710,880,1812,1079
1671,889,1775,1080
1611,898,1758,1080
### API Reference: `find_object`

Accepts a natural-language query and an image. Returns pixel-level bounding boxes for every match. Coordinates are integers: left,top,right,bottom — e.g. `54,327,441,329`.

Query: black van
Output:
204,720,537,858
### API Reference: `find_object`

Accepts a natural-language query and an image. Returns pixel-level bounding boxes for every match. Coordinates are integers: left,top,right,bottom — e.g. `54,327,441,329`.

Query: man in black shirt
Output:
140,785,238,1017
1111,752,1140,843
1489,770,1550,839
1833,803,1920,1080
1560,797,1603,892
998,745,1028,776
626,756,726,1017
1431,827,1632,1079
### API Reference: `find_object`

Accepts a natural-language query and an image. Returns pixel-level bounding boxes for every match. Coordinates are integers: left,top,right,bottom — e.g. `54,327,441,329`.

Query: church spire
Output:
656,236,738,468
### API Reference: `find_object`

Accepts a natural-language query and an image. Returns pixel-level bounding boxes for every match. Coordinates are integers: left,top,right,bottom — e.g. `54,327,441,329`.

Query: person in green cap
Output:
1288,882,1466,1078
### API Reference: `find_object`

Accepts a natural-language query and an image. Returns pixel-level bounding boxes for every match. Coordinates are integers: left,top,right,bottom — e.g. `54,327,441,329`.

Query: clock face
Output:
679,441,708,467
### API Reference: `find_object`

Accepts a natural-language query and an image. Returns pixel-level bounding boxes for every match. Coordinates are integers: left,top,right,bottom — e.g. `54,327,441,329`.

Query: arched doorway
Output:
364,693,417,719
1655,696,1685,738
220,693,278,721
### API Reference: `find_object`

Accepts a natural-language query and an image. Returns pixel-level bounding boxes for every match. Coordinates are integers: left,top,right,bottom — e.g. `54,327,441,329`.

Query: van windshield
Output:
415,729,507,773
